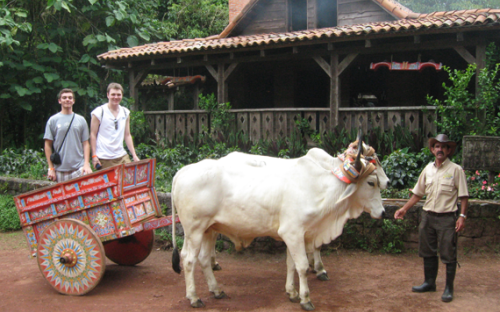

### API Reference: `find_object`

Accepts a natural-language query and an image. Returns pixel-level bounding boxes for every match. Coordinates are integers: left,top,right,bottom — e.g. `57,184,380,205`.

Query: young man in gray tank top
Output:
44,89,92,182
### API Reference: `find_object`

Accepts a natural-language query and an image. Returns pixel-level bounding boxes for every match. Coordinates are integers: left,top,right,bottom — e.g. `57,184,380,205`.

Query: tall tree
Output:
0,0,228,149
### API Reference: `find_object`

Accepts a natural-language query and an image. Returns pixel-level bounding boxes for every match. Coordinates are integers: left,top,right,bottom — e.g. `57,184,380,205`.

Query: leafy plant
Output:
379,219,410,254
466,170,500,200
0,195,20,232
129,110,151,145
0,148,46,179
381,147,433,189
428,55,500,151
198,93,234,136
155,228,184,250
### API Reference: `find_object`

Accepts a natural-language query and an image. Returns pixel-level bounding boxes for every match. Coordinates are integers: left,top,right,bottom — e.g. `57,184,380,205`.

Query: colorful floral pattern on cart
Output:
83,191,109,206
87,205,116,237
124,163,150,188
37,220,105,295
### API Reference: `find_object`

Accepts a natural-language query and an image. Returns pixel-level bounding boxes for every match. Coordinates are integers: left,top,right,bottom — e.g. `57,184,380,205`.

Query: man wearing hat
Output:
395,134,469,303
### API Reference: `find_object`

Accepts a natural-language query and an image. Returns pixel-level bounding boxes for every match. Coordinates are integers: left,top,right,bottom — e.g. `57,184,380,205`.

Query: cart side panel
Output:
15,166,122,218
123,187,159,225
122,159,156,192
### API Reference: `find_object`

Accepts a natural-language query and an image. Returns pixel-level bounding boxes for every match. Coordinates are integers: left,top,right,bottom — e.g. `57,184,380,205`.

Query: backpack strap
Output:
54,113,75,153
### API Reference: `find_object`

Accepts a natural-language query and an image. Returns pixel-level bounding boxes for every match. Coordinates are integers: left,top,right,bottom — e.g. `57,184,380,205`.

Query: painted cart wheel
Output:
103,230,154,266
37,219,106,295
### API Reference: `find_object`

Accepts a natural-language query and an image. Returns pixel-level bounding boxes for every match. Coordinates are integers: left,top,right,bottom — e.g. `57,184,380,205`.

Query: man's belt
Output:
424,211,456,217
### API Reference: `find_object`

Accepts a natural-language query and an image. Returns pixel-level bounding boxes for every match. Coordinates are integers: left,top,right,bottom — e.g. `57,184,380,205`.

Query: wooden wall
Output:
240,0,287,35
337,0,396,26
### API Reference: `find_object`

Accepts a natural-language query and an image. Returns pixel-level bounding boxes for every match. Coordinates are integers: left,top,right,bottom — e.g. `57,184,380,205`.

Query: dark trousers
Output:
418,210,457,263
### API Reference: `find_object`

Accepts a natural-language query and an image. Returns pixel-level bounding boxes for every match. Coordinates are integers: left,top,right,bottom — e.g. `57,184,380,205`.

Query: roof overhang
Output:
97,9,500,71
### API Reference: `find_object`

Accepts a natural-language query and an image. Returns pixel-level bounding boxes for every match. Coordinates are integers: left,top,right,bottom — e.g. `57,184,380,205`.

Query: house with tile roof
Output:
98,0,500,143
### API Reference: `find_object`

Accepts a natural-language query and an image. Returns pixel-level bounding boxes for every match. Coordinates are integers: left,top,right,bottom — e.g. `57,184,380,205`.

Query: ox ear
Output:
336,183,358,205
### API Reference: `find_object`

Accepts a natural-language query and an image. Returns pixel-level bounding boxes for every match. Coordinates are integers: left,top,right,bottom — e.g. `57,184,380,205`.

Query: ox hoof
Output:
214,291,227,299
191,299,205,308
212,263,222,271
288,295,301,303
301,302,315,311
317,272,329,281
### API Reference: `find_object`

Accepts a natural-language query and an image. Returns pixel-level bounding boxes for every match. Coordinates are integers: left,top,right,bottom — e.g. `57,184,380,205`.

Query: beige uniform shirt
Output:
412,158,469,213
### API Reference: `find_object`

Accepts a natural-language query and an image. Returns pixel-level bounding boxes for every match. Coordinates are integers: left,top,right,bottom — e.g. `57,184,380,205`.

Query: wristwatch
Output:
459,214,467,219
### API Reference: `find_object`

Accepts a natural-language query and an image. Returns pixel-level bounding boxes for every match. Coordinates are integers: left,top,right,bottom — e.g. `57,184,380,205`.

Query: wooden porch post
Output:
330,54,339,128
206,63,238,104
128,69,148,111
128,70,138,111
167,91,174,111
217,63,226,103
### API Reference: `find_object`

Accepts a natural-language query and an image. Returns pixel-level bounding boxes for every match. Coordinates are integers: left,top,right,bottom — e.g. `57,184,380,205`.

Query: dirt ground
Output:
1,231,499,312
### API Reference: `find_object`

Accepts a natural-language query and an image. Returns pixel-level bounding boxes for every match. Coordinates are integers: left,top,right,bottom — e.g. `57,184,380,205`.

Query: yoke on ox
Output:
171,141,387,310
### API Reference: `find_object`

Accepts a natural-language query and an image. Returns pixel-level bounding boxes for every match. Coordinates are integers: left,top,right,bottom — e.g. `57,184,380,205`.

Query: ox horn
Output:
354,131,364,173
354,137,363,172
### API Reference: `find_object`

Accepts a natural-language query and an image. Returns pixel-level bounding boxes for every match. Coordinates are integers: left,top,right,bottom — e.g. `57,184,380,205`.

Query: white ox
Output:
171,145,388,310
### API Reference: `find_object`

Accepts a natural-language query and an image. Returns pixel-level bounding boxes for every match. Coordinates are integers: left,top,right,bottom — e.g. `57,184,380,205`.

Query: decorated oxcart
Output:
14,159,175,295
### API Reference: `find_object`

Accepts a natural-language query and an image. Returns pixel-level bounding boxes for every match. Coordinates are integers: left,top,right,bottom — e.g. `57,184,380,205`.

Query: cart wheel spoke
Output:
37,219,105,295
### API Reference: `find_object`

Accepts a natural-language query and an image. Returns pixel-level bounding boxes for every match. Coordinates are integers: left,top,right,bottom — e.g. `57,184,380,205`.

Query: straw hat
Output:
428,134,457,156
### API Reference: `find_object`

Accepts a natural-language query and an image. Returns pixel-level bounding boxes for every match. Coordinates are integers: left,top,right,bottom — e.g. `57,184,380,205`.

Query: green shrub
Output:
379,219,411,254
0,148,46,180
428,43,500,152
155,228,184,250
0,195,21,232
381,147,433,189
130,110,152,145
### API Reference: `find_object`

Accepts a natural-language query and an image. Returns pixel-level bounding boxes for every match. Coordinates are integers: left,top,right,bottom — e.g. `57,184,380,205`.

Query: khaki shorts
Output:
100,154,131,169
56,167,84,182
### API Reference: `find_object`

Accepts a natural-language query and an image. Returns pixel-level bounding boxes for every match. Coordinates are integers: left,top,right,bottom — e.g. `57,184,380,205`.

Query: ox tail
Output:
171,180,181,274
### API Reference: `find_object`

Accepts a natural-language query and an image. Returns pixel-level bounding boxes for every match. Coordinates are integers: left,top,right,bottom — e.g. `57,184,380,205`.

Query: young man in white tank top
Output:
90,83,140,169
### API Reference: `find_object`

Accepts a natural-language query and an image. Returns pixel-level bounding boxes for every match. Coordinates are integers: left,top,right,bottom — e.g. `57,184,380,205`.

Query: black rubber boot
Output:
441,262,456,302
412,256,438,292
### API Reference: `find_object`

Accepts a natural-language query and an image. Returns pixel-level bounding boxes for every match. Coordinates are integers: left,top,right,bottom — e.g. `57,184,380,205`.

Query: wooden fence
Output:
144,106,437,143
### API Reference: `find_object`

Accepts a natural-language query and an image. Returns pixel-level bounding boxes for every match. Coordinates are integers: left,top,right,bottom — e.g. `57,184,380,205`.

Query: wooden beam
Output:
134,70,149,88
330,54,339,128
338,53,358,75
205,64,218,82
128,69,149,110
454,46,476,64
167,91,174,111
128,69,138,111
217,63,227,103
313,56,331,78
224,63,239,81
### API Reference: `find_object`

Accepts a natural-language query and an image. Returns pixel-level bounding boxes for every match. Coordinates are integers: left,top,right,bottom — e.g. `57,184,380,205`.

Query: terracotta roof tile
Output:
98,10,500,62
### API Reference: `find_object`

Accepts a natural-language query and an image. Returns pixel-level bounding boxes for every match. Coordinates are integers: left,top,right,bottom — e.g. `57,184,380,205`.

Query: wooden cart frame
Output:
14,159,175,295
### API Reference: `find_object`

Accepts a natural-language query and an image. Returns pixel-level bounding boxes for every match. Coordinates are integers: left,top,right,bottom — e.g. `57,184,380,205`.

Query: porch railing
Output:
144,106,437,143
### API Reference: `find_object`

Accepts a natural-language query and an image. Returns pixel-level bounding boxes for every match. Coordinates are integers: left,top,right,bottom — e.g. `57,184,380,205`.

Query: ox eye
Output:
368,181,375,187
